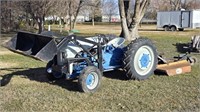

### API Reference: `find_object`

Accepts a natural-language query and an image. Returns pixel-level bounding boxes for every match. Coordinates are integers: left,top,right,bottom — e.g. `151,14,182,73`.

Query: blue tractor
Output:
4,31,158,93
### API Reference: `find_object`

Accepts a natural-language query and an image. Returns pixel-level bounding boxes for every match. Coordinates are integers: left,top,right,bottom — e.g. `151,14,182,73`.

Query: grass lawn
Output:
0,24,200,111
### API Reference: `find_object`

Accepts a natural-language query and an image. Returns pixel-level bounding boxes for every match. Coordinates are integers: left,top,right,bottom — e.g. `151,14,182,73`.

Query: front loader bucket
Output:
3,31,57,62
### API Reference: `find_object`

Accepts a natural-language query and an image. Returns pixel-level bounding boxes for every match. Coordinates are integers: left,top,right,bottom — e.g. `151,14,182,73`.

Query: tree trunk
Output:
72,0,83,29
118,0,130,40
109,10,112,23
69,0,72,30
70,16,72,30
92,18,95,26
72,19,76,29
109,14,112,23
129,0,141,39
59,18,62,32
130,24,139,39
37,17,44,34
64,17,69,30
118,0,150,41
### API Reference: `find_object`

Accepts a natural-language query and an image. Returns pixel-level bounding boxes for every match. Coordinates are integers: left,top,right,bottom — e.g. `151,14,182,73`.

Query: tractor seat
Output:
107,38,125,48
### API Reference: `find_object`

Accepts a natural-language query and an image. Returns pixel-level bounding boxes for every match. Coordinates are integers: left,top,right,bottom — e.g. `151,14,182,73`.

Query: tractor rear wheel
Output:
78,66,102,93
123,38,158,80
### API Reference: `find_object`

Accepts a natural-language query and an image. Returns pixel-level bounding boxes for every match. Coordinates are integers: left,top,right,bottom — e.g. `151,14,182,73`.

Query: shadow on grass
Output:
104,69,167,79
154,70,168,76
0,67,79,92
103,70,128,80
0,67,128,91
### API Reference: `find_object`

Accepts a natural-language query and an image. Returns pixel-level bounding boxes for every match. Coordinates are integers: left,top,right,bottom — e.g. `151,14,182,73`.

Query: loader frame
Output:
55,35,104,79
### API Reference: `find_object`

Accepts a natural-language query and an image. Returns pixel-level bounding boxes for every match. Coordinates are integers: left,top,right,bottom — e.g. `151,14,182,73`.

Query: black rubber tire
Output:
164,26,169,31
123,37,158,80
188,56,198,66
171,26,176,31
78,66,102,93
46,61,63,81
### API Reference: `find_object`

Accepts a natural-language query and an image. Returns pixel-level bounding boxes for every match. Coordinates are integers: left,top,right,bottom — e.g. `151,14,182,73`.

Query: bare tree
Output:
102,0,118,23
169,0,200,10
66,0,84,30
19,0,56,33
1,1,22,32
181,0,200,10
52,0,69,32
118,0,150,41
144,0,200,25
1,0,87,33
150,0,172,11
170,0,181,11
1,1,12,32
53,0,84,31
85,0,102,26
71,0,84,29
151,0,200,11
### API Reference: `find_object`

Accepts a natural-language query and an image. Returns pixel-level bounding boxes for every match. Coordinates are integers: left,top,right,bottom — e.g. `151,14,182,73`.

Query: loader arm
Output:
3,32,104,71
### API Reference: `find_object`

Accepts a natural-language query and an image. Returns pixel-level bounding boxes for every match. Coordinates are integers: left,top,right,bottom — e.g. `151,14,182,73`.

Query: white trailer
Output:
157,10,200,31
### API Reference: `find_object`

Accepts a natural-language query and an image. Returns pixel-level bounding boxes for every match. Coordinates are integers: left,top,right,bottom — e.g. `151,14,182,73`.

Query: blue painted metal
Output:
67,45,126,79
86,74,94,86
140,54,150,68
102,45,124,70
70,62,87,79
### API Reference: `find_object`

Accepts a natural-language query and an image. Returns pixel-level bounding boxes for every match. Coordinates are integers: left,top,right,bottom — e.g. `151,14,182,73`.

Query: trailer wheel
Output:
78,66,102,93
46,61,63,81
164,26,169,31
171,26,176,31
123,38,158,80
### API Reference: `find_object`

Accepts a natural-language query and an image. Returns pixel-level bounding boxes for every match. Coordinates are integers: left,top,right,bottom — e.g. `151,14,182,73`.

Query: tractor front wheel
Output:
46,61,63,81
123,38,158,80
78,66,102,93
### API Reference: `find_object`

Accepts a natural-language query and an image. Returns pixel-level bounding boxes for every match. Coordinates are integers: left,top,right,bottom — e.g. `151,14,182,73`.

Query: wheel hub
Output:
134,45,155,76
140,53,150,68
86,74,94,86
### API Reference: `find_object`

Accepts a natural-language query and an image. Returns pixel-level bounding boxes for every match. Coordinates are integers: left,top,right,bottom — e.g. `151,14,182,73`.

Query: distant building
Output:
102,15,120,22
45,14,121,23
